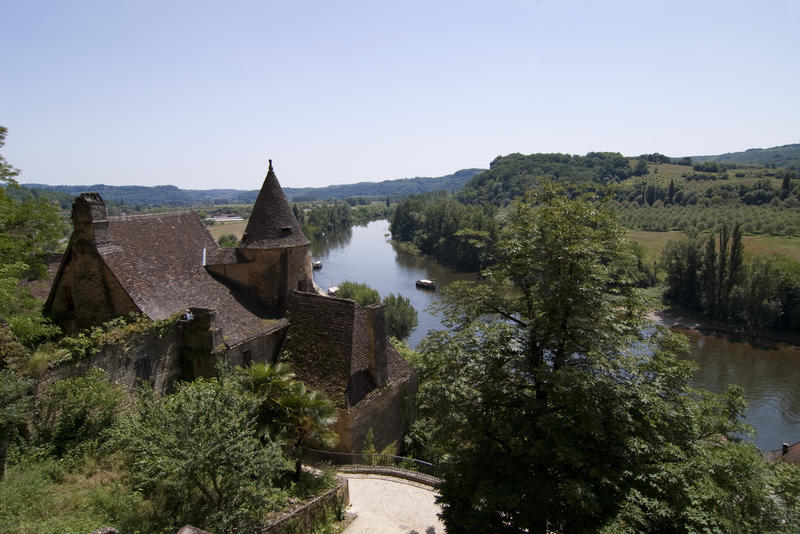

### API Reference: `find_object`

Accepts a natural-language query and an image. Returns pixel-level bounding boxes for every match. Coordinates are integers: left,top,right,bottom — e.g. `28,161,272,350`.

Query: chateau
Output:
44,162,416,452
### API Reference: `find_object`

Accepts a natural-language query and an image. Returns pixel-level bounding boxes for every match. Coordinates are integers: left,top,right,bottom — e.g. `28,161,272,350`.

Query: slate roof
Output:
285,291,415,410
239,161,309,250
97,211,276,345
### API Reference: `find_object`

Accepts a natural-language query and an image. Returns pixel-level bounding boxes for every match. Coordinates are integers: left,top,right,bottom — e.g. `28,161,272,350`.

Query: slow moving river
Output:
311,220,800,451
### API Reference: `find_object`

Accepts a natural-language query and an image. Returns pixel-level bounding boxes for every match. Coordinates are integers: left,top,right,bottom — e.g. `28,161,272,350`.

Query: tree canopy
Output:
409,183,796,532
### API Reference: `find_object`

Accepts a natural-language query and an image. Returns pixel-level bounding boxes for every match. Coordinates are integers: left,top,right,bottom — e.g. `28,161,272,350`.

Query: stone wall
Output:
335,372,418,453
35,328,183,397
35,319,290,397
260,477,349,534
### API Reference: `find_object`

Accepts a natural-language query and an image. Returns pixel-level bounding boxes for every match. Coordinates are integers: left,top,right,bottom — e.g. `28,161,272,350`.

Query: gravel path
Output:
342,474,445,533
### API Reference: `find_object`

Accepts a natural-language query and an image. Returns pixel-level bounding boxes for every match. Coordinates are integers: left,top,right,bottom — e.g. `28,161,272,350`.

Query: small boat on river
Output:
312,260,323,270
416,279,436,290
328,286,339,296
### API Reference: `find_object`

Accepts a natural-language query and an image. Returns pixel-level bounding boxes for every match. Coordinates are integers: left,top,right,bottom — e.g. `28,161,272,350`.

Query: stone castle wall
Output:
35,328,183,397
334,372,418,453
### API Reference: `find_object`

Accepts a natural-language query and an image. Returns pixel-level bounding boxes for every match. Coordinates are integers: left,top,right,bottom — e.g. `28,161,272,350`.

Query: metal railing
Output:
305,449,442,486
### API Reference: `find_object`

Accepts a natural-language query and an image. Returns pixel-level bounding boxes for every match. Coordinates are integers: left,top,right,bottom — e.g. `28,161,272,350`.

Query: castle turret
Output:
223,161,314,315
240,160,309,250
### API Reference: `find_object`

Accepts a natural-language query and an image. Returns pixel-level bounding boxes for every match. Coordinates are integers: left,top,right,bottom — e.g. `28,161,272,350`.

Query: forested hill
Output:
284,168,483,201
459,152,633,205
20,168,483,208
692,143,800,169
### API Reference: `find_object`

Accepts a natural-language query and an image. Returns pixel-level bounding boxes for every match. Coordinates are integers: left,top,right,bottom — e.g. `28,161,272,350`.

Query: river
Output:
311,220,800,451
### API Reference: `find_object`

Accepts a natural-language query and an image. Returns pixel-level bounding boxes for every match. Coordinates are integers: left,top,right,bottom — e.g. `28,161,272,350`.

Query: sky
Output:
1,0,798,189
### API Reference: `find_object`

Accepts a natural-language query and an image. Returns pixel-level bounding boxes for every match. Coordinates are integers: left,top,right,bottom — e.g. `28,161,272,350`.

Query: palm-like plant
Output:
236,362,295,439
278,382,339,480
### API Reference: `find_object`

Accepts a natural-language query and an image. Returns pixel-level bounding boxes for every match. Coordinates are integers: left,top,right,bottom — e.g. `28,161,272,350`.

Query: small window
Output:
242,350,252,366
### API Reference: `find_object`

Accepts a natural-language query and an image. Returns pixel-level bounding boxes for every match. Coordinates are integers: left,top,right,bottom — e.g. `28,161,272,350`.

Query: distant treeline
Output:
692,142,800,169
294,202,391,238
18,168,484,211
662,223,800,332
390,191,498,271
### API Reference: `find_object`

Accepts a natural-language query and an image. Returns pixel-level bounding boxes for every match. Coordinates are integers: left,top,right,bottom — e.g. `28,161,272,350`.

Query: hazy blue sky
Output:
1,1,798,189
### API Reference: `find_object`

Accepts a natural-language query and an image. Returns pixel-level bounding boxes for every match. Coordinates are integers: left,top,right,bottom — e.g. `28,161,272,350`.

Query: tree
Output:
237,362,296,439
0,369,32,480
336,280,380,306
0,126,64,345
633,158,648,176
382,293,418,340
412,183,782,532
34,368,123,458
116,376,285,531
277,382,338,481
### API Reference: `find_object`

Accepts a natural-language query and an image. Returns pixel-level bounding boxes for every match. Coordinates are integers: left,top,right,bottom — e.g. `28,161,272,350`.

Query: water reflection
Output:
675,327,800,451
309,227,353,257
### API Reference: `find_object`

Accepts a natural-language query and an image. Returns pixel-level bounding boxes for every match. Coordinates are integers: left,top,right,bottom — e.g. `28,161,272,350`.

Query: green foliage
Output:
0,262,61,347
114,376,287,532
411,183,786,532
301,201,353,238
692,142,800,169
217,233,238,247
0,369,33,480
34,369,124,459
237,362,296,439
661,226,800,331
278,382,338,481
459,151,633,206
390,191,498,271
54,313,178,366
382,293,418,340
335,280,380,306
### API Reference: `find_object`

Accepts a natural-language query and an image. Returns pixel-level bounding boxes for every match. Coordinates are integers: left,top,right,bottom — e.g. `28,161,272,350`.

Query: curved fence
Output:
305,449,442,487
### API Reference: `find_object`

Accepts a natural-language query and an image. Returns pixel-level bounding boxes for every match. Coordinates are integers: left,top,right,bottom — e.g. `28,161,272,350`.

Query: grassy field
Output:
627,161,783,193
628,230,800,262
207,220,248,240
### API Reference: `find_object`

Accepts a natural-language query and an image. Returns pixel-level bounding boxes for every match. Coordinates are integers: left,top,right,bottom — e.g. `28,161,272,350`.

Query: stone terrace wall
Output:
336,372,418,453
35,328,183,397
261,477,349,534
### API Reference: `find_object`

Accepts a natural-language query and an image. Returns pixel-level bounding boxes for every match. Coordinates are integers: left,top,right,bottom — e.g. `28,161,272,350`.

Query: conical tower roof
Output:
239,161,309,249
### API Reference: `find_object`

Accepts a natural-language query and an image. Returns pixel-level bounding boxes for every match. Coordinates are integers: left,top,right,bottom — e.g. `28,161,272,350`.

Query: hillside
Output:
692,143,800,169
284,168,483,201
20,168,484,208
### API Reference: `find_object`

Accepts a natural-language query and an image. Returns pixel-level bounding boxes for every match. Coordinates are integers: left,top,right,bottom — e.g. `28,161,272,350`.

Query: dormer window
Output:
281,226,292,236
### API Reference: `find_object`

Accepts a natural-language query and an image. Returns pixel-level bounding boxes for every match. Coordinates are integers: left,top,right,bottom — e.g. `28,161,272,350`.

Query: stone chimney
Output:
71,193,113,246
783,442,790,455
365,303,388,388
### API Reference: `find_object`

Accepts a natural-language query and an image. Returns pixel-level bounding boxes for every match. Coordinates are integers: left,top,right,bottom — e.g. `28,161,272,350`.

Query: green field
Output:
628,161,783,193
628,230,800,262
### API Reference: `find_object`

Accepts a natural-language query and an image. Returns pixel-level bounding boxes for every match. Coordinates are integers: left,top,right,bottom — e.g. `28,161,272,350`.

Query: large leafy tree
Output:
0,126,64,346
116,376,286,531
412,183,786,533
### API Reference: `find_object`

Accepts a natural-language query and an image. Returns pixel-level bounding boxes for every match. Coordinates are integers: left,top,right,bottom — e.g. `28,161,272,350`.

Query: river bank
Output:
648,310,800,350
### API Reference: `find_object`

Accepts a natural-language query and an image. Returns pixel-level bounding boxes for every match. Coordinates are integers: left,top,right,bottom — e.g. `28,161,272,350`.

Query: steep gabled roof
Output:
99,211,273,345
239,161,309,249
